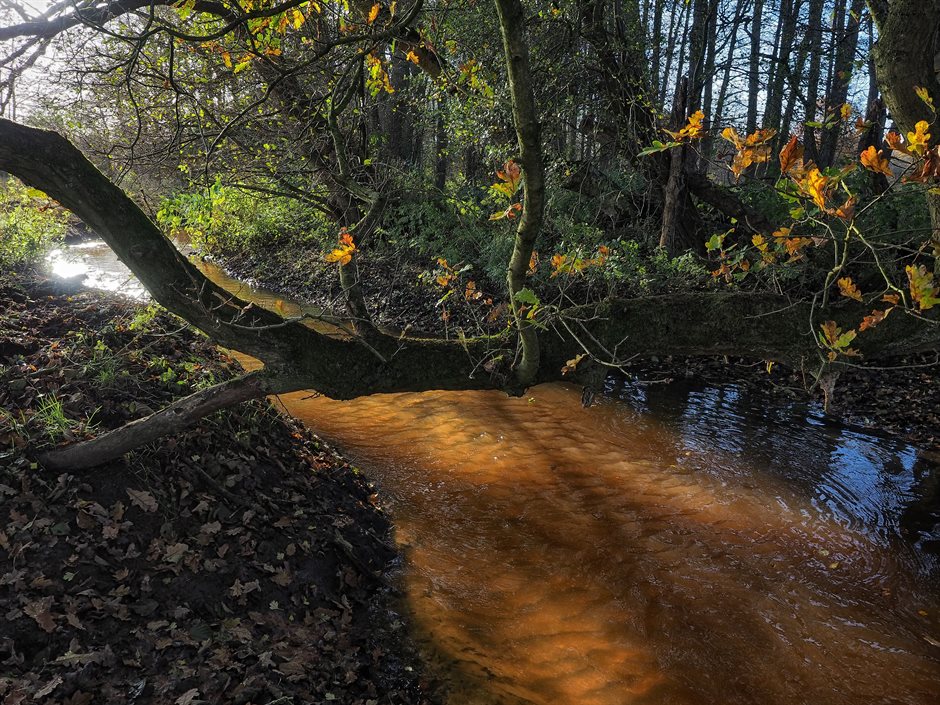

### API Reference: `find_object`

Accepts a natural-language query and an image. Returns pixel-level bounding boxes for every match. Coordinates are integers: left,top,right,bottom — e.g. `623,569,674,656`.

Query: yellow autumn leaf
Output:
829,196,856,221
722,126,775,179
367,3,380,24
721,126,745,150
885,130,909,155
915,85,936,113
561,353,586,375
859,145,893,177
779,135,804,175
665,110,706,141
464,280,482,301
907,120,931,157
906,264,940,310
882,293,901,305
802,167,830,210
784,237,813,258
859,308,892,331
837,277,862,302
324,230,357,266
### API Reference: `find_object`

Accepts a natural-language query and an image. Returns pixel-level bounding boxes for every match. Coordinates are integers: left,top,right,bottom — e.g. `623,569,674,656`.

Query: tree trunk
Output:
495,0,546,386
700,0,719,120
660,1,686,101
818,0,865,167
714,0,751,130
40,371,289,470
1,118,938,466
765,0,799,142
870,0,940,268
651,0,664,95
746,0,765,133
688,0,710,112
435,103,449,191
802,0,825,164
659,78,702,253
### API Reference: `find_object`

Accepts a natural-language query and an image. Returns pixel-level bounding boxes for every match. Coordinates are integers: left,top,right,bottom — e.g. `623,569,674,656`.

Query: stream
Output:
46,241,940,704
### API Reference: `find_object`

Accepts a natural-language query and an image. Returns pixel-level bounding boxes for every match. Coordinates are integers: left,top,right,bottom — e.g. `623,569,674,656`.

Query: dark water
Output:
47,241,940,704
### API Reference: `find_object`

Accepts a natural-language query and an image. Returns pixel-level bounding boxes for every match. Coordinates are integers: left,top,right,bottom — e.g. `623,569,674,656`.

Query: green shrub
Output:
378,181,506,282
157,179,331,256
0,178,68,268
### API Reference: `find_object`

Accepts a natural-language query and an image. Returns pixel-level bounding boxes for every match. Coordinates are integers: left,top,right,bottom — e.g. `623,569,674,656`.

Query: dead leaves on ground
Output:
0,286,428,705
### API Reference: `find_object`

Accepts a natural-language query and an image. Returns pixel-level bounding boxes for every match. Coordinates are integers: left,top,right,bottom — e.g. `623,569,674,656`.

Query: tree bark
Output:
869,0,940,268
802,0,826,164
746,0,765,133
39,371,291,471
495,0,545,386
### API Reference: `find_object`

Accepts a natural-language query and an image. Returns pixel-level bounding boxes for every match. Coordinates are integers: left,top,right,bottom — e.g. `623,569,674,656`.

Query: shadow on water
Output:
47,240,940,705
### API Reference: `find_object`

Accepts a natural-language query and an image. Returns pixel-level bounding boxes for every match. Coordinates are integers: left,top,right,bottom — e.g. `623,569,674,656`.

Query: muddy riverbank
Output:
0,274,440,704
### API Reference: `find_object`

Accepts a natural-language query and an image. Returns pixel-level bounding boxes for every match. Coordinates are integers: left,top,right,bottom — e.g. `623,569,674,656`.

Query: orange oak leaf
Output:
860,145,893,177
837,277,862,301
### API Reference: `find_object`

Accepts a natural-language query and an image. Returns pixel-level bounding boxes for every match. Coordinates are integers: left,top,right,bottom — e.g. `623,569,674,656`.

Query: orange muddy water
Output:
49,242,940,704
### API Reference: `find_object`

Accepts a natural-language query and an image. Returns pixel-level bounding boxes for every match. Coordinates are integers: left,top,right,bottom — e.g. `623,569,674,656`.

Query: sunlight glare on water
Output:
45,241,148,300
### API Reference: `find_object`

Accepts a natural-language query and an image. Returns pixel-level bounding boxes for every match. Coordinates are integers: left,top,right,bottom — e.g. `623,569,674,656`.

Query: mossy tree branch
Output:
495,0,545,386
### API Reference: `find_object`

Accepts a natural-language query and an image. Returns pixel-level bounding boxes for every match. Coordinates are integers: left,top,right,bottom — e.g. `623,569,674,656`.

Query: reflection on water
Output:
49,239,940,704
45,241,149,300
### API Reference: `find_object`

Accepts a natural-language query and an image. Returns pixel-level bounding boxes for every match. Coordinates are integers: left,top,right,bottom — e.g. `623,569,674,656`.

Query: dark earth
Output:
0,275,439,705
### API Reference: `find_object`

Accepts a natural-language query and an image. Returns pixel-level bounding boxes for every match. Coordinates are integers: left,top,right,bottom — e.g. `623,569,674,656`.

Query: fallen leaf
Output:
23,596,56,633
164,542,189,563
175,689,200,705
126,488,158,513
34,676,62,699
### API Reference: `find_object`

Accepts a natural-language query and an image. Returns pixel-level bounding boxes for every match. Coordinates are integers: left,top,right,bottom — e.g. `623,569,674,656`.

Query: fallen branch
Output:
39,370,297,471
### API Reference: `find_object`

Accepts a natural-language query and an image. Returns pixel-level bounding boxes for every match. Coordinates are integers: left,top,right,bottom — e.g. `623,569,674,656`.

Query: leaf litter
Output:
0,276,437,704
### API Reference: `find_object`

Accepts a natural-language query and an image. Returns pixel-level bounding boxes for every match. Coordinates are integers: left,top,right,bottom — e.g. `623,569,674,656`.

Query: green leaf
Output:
705,232,727,252
835,330,857,349
513,288,540,306
637,140,681,157
915,86,936,114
